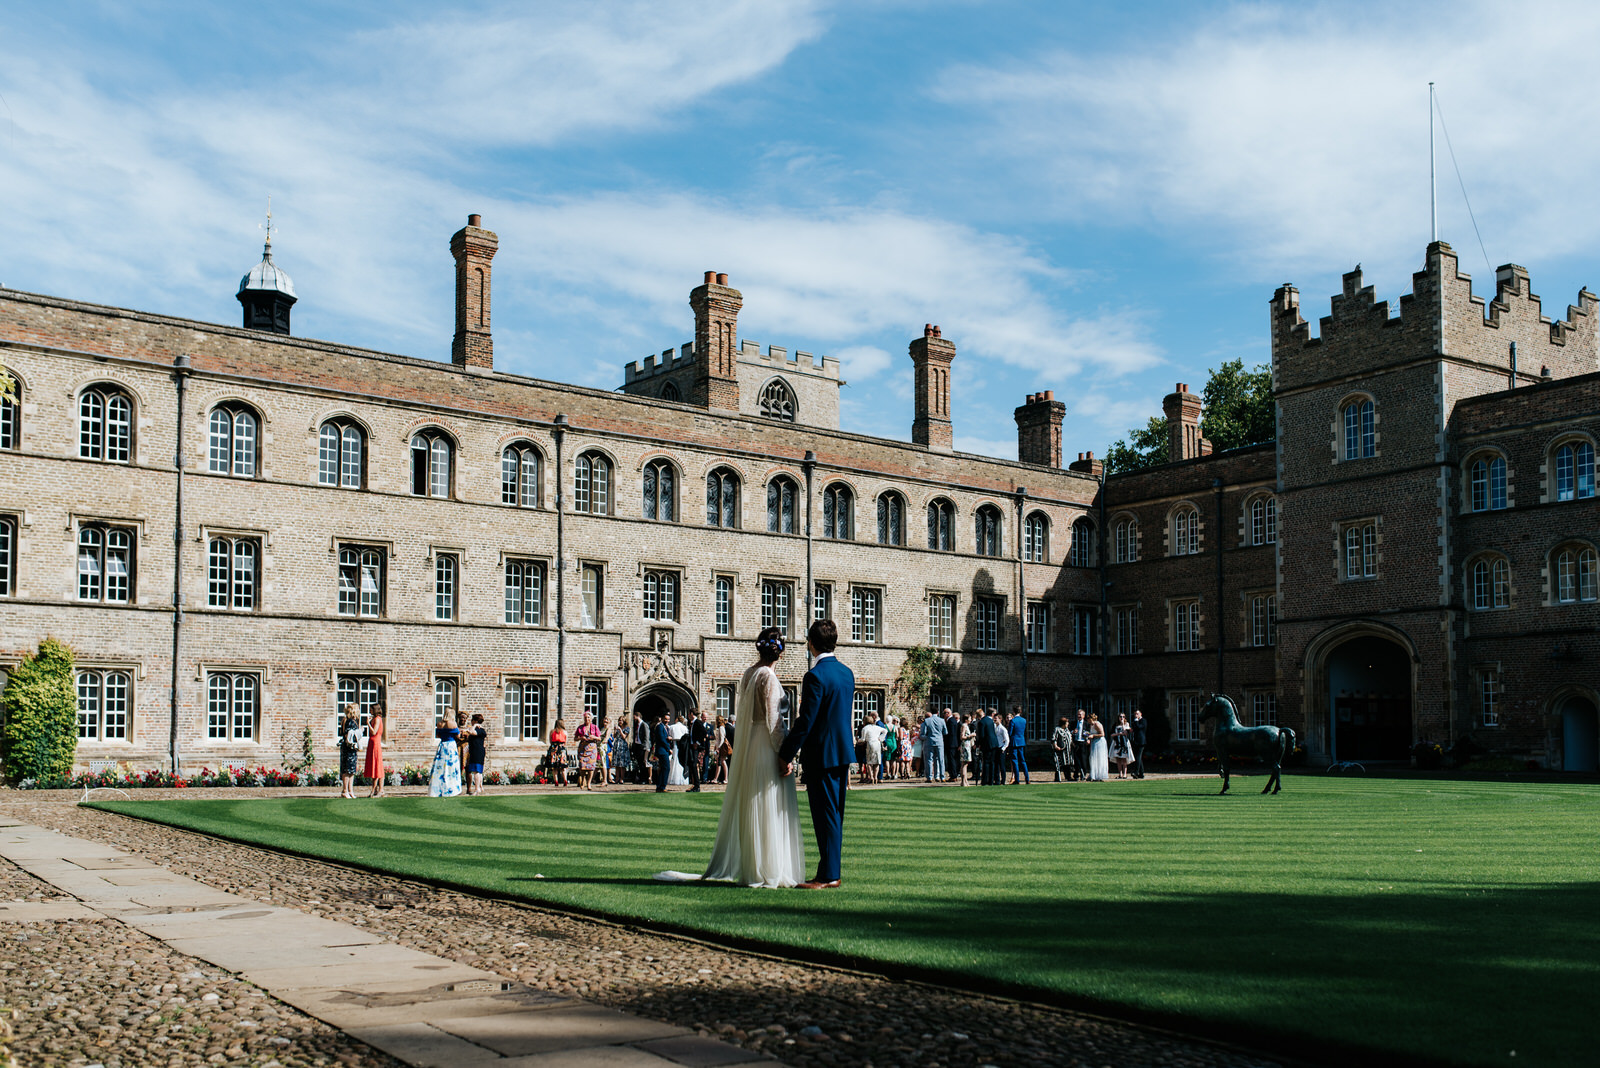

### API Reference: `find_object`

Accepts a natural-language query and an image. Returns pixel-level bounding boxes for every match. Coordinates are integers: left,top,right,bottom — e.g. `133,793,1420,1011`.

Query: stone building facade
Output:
0,225,1595,773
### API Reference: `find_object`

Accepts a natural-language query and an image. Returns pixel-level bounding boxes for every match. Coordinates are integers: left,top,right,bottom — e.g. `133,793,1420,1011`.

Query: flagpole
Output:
1429,82,1437,243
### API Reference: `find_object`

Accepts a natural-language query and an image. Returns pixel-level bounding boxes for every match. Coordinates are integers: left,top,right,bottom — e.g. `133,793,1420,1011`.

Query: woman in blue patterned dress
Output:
429,718,463,797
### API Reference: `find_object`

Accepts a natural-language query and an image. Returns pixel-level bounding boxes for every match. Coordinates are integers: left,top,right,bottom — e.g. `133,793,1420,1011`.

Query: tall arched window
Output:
1171,506,1200,556
822,483,854,540
574,452,611,514
1025,513,1051,563
410,430,453,498
1554,545,1598,603
1114,517,1138,563
1468,455,1507,512
759,379,796,422
1554,441,1595,502
79,385,132,462
706,467,740,527
318,419,365,489
1249,496,1277,545
1470,556,1510,610
974,505,1002,557
927,499,954,551
1067,517,1093,567
208,404,258,477
1,373,20,450
643,459,677,521
77,524,133,603
1342,398,1375,460
659,381,681,402
502,442,542,507
767,476,798,534
877,492,905,546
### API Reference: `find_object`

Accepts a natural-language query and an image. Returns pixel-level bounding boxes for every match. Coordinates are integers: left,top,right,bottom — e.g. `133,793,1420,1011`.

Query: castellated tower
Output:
909,324,956,451
450,214,498,369
1014,390,1065,466
691,272,743,410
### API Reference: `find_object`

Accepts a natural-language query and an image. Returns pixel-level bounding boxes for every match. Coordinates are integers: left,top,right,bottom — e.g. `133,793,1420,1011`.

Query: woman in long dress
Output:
701,627,804,888
1110,712,1134,779
363,706,386,797
1088,712,1110,781
667,717,690,785
429,718,463,796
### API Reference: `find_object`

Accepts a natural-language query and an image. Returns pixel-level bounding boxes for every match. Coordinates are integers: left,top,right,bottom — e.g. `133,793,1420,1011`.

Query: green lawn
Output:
94,778,1599,1066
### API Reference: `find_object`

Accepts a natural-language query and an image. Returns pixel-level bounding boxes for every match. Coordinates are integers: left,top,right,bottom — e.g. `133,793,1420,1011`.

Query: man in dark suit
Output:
652,715,674,792
977,709,1002,785
632,714,651,785
1071,708,1091,782
687,711,711,792
943,709,961,782
1131,708,1148,779
777,619,855,889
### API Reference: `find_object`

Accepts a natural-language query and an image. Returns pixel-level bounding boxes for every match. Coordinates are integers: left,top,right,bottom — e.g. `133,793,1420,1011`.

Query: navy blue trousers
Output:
806,765,849,882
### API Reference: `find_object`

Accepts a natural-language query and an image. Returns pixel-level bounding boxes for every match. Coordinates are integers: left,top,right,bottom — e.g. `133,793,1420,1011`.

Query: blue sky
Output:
3,1,1598,459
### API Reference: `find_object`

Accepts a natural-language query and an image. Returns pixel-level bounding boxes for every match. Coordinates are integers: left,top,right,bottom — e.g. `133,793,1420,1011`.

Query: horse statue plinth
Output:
1198,694,1295,795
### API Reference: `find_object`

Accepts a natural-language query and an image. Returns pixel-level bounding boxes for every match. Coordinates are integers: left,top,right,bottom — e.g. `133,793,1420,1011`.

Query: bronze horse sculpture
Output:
1199,694,1295,795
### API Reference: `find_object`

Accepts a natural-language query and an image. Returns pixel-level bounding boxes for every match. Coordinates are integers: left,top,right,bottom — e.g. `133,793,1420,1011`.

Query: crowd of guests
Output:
333,700,1152,796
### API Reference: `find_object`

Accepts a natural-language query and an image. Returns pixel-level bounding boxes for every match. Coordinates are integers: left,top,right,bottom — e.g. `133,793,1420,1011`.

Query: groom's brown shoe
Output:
797,879,842,890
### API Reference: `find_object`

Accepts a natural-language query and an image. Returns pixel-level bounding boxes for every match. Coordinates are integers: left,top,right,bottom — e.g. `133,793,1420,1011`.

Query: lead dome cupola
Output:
237,202,297,335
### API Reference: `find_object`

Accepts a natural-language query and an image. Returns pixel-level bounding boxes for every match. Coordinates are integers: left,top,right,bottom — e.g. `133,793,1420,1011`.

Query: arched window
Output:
822,483,854,540
1,373,20,450
706,467,740,527
659,381,681,402
1171,506,1200,555
1554,545,1599,603
1470,556,1510,610
410,430,453,498
759,379,796,422
318,419,365,489
767,476,798,534
1554,441,1595,502
208,404,258,477
502,442,542,507
974,504,1002,557
927,499,954,551
1068,517,1093,567
643,459,677,521
1249,496,1277,545
1468,455,1508,512
1114,517,1138,563
77,524,133,603
1342,398,1375,460
877,492,905,546
574,451,611,514
1024,513,1050,563
79,385,132,462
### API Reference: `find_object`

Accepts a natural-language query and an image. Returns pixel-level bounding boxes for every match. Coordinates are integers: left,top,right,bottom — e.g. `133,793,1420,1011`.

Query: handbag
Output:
718,741,734,759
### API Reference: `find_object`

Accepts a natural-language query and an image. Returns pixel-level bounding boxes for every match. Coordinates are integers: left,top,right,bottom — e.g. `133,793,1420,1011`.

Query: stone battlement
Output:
625,339,840,382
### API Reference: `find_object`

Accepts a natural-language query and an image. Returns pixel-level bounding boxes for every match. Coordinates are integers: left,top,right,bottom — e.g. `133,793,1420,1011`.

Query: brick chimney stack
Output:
1014,390,1066,467
450,214,498,369
909,324,956,451
1067,450,1104,477
690,271,743,410
1163,382,1205,461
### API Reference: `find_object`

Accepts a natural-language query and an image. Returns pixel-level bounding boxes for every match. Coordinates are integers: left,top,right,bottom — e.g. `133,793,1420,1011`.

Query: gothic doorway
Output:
1561,696,1599,772
1326,635,1412,762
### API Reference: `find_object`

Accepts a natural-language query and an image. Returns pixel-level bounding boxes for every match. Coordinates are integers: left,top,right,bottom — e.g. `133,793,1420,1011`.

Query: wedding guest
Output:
1087,712,1110,781
881,715,898,780
338,704,361,798
607,723,631,784
895,718,912,780
1132,709,1149,779
455,711,470,775
1051,715,1072,782
632,714,651,785
1071,708,1090,782
688,710,712,793
1008,707,1029,785
363,706,386,797
920,711,947,783
547,719,569,787
956,714,975,786
429,716,463,797
710,714,731,783
859,712,886,784
1111,711,1135,779
462,714,488,795
652,713,674,792
977,709,1001,785
943,708,961,782
574,711,602,791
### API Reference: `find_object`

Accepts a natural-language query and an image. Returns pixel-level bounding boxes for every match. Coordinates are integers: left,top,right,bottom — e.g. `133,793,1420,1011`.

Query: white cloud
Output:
833,345,892,379
936,1,1600,295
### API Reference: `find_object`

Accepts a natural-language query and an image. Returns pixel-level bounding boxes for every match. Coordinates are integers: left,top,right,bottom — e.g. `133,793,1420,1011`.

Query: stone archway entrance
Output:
1326,635,1413,762
1561,696,1599,772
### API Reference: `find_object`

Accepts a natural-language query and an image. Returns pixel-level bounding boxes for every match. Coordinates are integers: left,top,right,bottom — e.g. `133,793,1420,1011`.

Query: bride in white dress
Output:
1088,712,1111,781
666,717,689,785
701,627,805,888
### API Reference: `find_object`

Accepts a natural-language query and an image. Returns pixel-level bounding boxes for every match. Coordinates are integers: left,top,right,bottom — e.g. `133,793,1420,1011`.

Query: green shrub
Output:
1,638,79,783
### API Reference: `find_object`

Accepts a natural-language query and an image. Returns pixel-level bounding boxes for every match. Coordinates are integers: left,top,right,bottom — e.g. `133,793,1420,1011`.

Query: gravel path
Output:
1,798,1284,1068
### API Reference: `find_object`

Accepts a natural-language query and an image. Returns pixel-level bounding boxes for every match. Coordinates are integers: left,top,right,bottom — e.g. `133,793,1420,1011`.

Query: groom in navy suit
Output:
777,619,855,890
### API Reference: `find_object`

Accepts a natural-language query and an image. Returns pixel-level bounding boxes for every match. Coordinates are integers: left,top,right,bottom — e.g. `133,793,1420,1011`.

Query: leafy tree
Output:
1105,416,1169,475
1200,358,1274,451
892,645,949,720
1,638,79,783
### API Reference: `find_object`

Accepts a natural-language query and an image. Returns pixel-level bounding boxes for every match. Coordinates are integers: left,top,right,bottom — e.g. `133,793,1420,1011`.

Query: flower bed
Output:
13,762,561,790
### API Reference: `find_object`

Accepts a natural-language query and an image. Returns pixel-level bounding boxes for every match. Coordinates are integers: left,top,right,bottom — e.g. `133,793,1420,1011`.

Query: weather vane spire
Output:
260,195,277,258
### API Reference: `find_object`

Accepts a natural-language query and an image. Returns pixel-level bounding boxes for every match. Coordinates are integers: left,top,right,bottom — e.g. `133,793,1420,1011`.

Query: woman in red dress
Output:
364,706,386,797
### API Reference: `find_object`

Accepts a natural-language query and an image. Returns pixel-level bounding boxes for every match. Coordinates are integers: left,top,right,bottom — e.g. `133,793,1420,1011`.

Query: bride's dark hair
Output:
755,626,785,662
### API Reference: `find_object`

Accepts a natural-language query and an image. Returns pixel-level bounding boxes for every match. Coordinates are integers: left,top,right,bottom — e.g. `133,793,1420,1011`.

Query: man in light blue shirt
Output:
920,712,947,783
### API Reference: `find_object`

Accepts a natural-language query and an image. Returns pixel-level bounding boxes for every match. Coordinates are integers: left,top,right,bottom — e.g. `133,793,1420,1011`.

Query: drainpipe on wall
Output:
1015,487,1028,717
169,354,191,774
802,451,816,628
1214,476,1225,697
553,414,567,729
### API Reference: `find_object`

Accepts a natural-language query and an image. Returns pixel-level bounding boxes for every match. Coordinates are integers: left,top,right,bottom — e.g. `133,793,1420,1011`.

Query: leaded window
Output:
877,493,905,546
1115,518,1138,563
574,452,611,514
337,546,384,617
822,484,853,539
1555,441,1595,502
1171,507,1199,556
410,430,453,498
1343,398,1375,460
78,386,132,462
504,560,544,625
208,405,258,477
850,587,879,643
1250,496,1277,545
207,536,258,610
502,443,542,507
928,594,955,648
927,499,954,551
761,579,793,635
643,460,677,521
759,379,796,422
0,375,17,450
643,569,679,622
715,575,732,635
974,505,1002,557
1026,513,1050,563
318,420,364,488
766,477,797,534
77,524,133,603
706,467,740,528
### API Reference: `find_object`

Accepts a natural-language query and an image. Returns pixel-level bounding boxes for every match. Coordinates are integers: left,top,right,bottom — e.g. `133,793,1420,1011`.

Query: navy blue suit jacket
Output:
978,714,1002,750
652,721,673,758
778,654,856,770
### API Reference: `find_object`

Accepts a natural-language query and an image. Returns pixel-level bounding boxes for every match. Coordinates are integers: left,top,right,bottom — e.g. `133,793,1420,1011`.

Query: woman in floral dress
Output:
429,717,463,797
574,712,602,791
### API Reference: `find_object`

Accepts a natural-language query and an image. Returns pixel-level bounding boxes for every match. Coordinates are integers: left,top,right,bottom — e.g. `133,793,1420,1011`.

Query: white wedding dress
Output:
1089,734,1110,781
701,663,805,888
667,721,689,785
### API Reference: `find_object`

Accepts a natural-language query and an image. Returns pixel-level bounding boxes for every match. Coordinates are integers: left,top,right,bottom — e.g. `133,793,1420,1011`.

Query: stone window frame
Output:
970,595,1003,651
1544,431,1597,504
713,573,735,636
1474,662,1503,728
1336,517,1381,582
926,590,957,649
77,382,136,464
0,508,23,599
316,414,369,490
75,518,140,605
1461,447,1511,513
973,502,1005,558
1024,511,1052,564
1166,501,1202,557
573,447,617,516
500,676,551,744
926,496,957,552
1465,551,1512,612
642,566,681,623
1546,539,1599,606
500,553,550,627
1168,597,1202,653
1065,515,1093,567
206,400,264,479
0,367,22,451
408,426,458,500
757,376,798,422
501,440,545,509
1333,391,1379,463
639,455,680,523
821,480,856,541
335,540,390,619
1111,602,1140,655
1110,512,1140,563
1240,491,1278,547
876,490,908,546
759,574,799,637
1244,590,1277,647
76,663,141,745
849,584,884,644
764,474,800,535
705,466,742,529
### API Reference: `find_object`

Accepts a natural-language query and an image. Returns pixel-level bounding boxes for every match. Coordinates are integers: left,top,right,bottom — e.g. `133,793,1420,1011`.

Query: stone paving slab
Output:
0,820,763,1068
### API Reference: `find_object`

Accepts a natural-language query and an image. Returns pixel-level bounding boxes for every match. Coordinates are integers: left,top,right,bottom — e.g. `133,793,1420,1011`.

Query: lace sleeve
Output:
755,668,783,739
